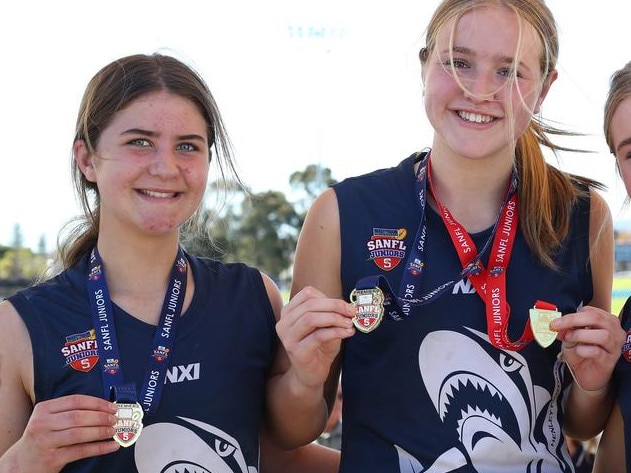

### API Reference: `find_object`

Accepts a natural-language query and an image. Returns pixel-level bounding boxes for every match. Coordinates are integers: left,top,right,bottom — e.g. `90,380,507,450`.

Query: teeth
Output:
141,190,176,198
458,111,494,124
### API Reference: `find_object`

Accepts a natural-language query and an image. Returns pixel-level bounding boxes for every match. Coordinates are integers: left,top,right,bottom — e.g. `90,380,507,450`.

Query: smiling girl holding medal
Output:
0,53,340,473
592,61,631,473
277,0,626,471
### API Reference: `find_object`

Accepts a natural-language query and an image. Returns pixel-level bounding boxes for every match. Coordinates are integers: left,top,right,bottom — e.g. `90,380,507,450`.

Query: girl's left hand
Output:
550,306,626,392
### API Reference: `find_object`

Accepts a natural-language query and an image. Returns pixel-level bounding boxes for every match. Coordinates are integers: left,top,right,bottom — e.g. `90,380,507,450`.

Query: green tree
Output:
289,164,337,225
182,164,337,285
181,178,246,260
236,190,301,282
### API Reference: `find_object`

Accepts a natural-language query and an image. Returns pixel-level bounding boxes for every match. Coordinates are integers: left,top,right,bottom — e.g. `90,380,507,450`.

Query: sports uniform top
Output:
334,153,593,473
8,253,276,473
614,298,631,472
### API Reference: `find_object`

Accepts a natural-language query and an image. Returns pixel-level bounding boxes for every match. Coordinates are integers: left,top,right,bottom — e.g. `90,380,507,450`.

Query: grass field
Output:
613,275,631,315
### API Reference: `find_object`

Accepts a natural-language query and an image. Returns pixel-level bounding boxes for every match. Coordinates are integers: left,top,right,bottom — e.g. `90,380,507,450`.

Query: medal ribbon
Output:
428,163,533,350
355,153,517,318
87,247,188,414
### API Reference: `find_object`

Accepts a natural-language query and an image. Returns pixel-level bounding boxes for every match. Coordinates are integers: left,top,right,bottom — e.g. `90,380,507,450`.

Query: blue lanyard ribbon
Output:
87,247,188,414
355,150,518,322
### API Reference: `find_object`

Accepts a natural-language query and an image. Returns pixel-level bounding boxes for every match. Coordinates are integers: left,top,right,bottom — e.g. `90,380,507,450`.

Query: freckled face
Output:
423,6,552,162
77,91,210,239
610,98,631,197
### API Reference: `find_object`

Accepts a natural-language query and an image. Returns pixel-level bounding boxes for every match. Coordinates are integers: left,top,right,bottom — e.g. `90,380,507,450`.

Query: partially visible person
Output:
593,60,631,473
566,435,596,473
0,52,338,473
277,0,625,471
316,384,342,450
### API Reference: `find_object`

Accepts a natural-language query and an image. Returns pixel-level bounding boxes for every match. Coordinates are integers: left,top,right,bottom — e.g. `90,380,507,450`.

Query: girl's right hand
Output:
10,394,119,472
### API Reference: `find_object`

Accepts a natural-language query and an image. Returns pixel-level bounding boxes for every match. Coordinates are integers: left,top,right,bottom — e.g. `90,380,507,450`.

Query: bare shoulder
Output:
259,272,283,322
292,188,342,299
0,299,32,355
304,188,340,229
0,299,35,454
586,187,614,311
0,300,33,391
588,187,612,224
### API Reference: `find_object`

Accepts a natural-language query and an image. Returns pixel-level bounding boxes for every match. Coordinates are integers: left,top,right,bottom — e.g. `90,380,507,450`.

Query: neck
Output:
427,145,515,233
94,233,185,324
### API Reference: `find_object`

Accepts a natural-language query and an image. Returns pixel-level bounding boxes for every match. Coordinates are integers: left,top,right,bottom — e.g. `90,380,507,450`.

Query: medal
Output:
529,301,561,348
350,287,384,333
113,402,144,447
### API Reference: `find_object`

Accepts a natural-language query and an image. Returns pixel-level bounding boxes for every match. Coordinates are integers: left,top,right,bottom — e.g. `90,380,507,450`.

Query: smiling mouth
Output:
457,110,496,124
139,189,179,199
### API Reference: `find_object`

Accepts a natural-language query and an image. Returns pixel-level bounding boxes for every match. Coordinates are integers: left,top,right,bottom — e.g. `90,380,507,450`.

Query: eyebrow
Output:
616,136,631,154
121,128,206,142
442,46,530,70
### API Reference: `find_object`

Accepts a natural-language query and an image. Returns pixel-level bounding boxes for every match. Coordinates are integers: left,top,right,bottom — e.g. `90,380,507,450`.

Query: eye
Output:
442,58,469,69
499,352,523,373
498,67,522,79
214,438,237,458
128,138,151,147
176,142,199,152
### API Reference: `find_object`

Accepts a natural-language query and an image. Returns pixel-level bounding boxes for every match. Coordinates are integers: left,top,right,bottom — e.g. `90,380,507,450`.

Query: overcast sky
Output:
2,0,631,250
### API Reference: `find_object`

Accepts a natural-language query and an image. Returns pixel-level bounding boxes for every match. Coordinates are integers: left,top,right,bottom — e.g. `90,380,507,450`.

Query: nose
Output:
462,70,500,103
148,148,180,178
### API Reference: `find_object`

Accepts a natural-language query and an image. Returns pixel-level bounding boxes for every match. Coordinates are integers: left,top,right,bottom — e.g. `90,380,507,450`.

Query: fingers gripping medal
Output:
350,287,385,333
529,300,561,348
111,384,144,447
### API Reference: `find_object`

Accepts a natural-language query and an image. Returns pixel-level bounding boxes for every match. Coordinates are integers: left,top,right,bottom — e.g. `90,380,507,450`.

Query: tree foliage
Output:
182,163,335,285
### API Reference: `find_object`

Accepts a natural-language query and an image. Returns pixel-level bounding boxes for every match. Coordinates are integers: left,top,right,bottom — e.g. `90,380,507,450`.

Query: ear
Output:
74,140,97,183
534,69,558,114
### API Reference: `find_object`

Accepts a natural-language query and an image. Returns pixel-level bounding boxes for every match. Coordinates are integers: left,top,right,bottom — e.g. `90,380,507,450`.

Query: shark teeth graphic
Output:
162,463,210,473
439,374,503,420
456,405,503,431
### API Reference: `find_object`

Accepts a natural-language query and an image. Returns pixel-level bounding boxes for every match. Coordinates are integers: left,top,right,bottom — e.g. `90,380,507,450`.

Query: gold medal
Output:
113,402,144,447
350,287,385,333
529,306,561,348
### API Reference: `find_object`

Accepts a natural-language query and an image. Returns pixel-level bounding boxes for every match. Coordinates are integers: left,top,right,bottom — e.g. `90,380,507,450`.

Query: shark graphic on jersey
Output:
135,417,257,473
395,328,573,473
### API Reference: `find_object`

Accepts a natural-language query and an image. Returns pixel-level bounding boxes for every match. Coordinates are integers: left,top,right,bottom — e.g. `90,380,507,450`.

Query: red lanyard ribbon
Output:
428,163,533,350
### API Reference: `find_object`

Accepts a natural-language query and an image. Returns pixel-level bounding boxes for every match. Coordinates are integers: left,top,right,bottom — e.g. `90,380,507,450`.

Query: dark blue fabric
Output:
614,297,631,473
8,254,276,473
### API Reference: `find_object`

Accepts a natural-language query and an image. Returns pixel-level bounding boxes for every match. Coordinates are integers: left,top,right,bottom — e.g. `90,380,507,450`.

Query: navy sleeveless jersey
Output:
8,254,276,473
333,153,592,472
614,298,631,472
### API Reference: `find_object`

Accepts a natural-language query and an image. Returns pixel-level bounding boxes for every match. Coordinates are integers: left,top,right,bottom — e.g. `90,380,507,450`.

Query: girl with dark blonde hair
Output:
275,1,625,471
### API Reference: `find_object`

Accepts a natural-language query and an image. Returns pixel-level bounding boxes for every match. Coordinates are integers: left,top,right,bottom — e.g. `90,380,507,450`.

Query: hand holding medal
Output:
550,305,625,395
276,287,356,389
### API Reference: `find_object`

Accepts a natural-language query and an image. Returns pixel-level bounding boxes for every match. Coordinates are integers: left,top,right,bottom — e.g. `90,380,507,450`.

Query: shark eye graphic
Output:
215,439,237,458
499,352,523,373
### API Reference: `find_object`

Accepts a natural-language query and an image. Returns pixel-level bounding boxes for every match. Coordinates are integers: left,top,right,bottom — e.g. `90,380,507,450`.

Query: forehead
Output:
611,98,631,153
110,91,207,130
437,6,542,63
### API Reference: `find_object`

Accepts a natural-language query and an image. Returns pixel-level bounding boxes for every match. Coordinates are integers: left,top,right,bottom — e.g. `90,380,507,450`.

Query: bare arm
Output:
265,188,354,449
0,300,119,473
592,402,626,473
259,423,340,473
551,189,624,439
